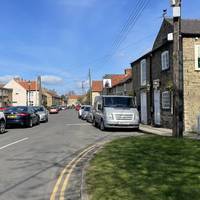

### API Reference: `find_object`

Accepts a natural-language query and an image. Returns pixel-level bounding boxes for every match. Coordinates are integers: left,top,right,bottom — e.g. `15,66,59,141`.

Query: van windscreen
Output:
104,97,135,108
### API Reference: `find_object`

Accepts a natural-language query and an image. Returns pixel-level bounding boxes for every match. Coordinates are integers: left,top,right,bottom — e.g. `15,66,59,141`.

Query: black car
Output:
4,106,40,127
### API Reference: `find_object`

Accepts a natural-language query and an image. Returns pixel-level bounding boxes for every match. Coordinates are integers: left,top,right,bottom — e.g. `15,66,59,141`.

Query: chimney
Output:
124,68,132,76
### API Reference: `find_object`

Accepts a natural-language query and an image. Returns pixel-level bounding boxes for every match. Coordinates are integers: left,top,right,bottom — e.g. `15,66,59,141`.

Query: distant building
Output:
67,95,81,106
0,84,13,107
4,77,42,106
42,89,61,107
91,81,103,105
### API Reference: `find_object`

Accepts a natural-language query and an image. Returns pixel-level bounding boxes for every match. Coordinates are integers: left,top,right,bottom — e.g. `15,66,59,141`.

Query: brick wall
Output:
183,37,200,132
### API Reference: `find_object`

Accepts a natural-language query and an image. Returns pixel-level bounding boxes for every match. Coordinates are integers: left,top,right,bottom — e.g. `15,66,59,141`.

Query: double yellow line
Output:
50,144,98,200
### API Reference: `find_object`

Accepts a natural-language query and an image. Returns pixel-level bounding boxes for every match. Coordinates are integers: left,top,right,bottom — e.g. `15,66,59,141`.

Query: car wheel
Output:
29,119,33,128
100,120,105,131
45,117,48,122
0,120,6,134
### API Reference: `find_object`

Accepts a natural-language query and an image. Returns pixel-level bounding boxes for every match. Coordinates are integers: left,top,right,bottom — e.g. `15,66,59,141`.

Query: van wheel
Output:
100,120,105,131
92,118,97,127
0,120,6,134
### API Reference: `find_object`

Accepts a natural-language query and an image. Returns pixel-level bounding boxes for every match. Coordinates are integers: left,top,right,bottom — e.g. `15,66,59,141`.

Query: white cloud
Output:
0,75,20,83
41,75,64,85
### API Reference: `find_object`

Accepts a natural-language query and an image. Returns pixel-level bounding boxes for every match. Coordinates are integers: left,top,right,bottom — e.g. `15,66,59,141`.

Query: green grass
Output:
86,136,200,200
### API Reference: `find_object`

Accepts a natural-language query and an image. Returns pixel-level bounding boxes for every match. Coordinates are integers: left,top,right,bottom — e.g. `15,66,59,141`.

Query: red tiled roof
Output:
68,95,81,100
92,81,103,92
111,69,132,87
16,80,38,91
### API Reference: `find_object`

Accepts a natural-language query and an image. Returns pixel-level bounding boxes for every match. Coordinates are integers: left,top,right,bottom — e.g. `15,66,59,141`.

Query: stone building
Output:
131,18,200,132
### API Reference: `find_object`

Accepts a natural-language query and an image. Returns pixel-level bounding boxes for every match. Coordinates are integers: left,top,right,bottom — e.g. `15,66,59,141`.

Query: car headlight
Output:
106,113,114,120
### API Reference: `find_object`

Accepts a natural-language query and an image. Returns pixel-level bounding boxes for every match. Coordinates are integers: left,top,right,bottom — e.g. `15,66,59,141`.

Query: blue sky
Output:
0,0,199,94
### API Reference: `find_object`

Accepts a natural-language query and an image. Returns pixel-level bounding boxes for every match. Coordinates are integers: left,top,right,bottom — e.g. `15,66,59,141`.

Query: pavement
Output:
0,110,142,200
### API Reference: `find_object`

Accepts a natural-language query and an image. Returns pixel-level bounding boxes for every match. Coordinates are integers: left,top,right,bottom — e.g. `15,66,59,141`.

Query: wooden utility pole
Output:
89,68,92,105
171,0,183,137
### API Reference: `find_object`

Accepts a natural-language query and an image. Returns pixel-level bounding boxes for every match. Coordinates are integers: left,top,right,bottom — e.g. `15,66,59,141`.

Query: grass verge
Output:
86,136,200,200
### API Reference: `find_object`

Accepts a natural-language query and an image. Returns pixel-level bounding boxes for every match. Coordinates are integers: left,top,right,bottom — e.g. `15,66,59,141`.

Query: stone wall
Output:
183,37,200,132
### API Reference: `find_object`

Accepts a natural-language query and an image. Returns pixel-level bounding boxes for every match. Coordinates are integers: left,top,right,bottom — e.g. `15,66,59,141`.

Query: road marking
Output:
66,123,91,126
0,137,29,150
59,146,97,200
50,144,97,200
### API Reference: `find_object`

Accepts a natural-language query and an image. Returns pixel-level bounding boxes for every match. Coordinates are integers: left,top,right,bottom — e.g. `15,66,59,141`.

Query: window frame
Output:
195,45,200,70
161,50,169,71
162,91,171,110
140,59,147,86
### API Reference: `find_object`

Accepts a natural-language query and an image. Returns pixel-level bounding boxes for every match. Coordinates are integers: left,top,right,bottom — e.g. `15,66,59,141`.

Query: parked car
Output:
0,106,10,112
0,111,6,134
86,108,94,123
93,95,139,131
4,106,40,127
33,106,48,122
81,106,92,120
78,105,86,118
49,106,59,114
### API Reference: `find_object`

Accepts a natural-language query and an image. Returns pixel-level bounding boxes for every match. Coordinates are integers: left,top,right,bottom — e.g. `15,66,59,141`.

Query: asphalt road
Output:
0,110,140,200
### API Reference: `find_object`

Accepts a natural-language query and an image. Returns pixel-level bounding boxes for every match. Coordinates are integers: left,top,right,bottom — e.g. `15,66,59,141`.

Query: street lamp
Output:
28,80,31,106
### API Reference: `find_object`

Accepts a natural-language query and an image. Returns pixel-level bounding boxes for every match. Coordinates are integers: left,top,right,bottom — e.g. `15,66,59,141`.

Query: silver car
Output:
81,106,92,120
34,106,48,122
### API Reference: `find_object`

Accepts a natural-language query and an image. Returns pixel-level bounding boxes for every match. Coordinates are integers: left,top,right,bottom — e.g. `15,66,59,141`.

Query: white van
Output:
93,95,139,131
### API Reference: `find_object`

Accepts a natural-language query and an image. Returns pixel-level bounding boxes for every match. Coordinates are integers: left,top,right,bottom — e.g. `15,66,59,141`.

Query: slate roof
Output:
166,18,200,35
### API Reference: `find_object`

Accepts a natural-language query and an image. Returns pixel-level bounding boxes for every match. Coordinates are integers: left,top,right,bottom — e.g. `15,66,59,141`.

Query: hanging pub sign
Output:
103,79,112,88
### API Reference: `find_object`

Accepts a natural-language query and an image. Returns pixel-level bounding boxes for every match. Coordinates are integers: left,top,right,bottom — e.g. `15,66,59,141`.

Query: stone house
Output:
131,18,200,132
42,89,61,107
109,68,133,96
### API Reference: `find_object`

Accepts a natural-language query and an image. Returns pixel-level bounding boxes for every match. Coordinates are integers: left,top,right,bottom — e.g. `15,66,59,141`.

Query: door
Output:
154,90,161,125
140,92,147,124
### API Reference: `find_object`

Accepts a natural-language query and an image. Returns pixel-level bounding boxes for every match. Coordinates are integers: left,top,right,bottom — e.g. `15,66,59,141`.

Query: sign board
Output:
103,79,112,88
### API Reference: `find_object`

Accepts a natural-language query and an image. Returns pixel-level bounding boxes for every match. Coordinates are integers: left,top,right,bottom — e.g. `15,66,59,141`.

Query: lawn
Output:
86,136,200,200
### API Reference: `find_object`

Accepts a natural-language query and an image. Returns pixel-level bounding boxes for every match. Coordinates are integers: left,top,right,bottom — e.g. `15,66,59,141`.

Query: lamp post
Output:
28,80,31,106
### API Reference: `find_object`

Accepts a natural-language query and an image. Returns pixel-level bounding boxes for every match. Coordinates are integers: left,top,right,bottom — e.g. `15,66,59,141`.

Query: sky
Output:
0,0,199,94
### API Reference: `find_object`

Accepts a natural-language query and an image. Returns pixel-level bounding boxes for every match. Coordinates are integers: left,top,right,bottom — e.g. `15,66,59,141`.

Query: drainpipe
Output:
149,53,154,126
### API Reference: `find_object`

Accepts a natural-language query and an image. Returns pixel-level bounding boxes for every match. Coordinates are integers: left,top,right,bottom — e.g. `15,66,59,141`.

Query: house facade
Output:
91,81,103,105
4,77,42,106
109,68,133,96
67,95,81,106
0,84,13,107
131,18,200,132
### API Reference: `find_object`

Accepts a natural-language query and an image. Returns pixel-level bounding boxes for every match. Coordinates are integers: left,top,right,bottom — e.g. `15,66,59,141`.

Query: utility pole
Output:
89,68,92,106
170,0,183,137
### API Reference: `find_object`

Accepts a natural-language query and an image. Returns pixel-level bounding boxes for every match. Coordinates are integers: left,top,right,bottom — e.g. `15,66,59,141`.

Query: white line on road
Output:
0,137,29,150
66,123,92,126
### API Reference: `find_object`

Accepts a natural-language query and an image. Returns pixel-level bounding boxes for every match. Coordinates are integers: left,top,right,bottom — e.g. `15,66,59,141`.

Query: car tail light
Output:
17,113,29,117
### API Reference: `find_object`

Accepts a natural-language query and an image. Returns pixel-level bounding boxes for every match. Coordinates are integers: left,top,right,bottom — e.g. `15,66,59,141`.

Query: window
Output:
195,45,200,70
161,51,169,70
140,59,146,86
162,91,171,110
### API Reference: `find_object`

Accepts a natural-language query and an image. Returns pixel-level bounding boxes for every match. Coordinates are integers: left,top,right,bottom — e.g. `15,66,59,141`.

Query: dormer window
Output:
161,51,169,70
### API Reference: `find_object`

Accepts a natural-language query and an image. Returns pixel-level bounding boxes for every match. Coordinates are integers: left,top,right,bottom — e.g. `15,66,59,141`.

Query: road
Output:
0,110,140,200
